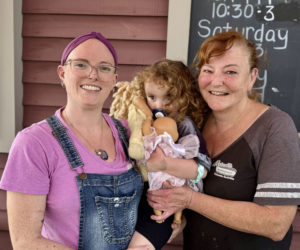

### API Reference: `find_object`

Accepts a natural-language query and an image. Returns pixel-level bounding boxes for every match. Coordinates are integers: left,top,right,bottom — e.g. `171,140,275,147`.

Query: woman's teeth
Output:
209,91,228,96
81,85,101,91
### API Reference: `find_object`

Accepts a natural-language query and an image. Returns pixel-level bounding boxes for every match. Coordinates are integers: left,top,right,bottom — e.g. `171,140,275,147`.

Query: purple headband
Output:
60,32,118,66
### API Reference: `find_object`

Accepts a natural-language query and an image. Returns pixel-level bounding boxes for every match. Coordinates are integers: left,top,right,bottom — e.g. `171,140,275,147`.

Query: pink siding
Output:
22,0,168,16
22,0,168,127
23,38,166,65
23,15,167,40
0,153,12,250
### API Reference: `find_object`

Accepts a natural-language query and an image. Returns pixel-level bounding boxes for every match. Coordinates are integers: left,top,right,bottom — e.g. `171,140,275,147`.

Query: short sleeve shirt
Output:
184,106,300,250
0,108,132,249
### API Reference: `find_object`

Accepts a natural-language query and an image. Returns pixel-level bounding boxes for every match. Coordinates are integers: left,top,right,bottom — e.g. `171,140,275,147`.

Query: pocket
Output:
95,190,139,244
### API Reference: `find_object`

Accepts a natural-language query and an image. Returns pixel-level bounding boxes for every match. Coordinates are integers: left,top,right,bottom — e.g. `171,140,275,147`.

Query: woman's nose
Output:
88,67,99,79
211,72,224,86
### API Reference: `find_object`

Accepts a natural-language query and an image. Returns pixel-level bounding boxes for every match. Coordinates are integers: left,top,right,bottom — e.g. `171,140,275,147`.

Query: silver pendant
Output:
95,149,108,160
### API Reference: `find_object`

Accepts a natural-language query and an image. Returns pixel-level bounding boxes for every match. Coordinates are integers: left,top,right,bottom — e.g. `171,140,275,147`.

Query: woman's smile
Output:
209,90,229,96
80,84,102,91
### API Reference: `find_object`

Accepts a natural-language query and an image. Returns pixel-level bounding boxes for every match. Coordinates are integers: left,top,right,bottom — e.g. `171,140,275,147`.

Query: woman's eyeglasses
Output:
65,59,117,77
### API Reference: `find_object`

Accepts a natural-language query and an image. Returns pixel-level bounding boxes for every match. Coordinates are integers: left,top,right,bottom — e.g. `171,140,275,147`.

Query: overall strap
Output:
112,118,132,161
46,115,83,169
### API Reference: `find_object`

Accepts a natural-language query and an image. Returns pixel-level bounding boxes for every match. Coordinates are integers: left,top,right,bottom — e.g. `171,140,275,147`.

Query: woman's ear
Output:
114,73,118,85
248,67,258,91
57,65,65,82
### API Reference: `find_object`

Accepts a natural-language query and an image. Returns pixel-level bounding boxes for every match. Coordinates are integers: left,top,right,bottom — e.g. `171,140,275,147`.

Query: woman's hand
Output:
145,146,167,172
147,182,194,222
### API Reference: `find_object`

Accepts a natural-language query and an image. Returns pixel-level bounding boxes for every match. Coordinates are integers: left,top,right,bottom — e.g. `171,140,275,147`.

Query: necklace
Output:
94,149,108,160
64,111,109,160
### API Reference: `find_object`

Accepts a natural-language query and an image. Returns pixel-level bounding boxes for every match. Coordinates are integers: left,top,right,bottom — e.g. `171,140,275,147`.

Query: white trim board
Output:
166,0,191,65
0,0,22,152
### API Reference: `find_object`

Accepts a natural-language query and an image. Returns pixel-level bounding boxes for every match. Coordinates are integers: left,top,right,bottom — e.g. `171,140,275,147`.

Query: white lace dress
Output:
143,127,202,192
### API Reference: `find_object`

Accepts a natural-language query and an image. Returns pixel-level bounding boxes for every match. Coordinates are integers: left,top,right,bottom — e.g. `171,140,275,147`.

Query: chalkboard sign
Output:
188,0,300,131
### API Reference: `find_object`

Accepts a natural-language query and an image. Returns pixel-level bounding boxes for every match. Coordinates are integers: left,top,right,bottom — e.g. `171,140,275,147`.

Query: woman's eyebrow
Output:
224,64,239,68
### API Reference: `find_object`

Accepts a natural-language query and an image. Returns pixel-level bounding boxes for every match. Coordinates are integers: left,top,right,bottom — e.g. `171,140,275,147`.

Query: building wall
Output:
22,0,168,126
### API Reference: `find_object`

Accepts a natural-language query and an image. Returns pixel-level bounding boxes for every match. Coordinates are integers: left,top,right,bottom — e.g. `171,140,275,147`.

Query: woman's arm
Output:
147,184,297,241
190,192,297,241
7,191,72,250
147,109,299,241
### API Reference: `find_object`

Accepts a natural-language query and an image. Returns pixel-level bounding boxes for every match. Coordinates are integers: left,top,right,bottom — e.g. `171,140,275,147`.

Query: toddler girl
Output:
111,59,211,249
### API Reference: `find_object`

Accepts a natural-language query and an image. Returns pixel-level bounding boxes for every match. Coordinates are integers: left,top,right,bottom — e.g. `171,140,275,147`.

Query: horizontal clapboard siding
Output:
0,152,12,250
22,0,169,127
291,208,300,250
22,0,168,16
0,154,8,211
22,38,166,64
23,15,167,40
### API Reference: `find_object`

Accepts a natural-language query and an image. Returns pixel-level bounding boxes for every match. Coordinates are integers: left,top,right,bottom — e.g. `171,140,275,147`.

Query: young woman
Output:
0,32,143,250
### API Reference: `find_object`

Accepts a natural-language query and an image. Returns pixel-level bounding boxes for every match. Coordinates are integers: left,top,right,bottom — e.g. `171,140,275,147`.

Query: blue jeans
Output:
47,115,143,250
77,170,143,250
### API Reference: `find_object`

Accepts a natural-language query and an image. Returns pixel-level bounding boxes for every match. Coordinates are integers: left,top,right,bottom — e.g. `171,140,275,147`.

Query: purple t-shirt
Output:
0,108,132,249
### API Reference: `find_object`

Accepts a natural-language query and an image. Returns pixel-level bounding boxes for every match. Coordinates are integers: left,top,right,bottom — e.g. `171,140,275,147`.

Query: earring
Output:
61,82,65,88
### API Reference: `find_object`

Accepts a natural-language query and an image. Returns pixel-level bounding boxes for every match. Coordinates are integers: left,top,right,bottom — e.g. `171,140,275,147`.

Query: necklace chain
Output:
63,111,108,160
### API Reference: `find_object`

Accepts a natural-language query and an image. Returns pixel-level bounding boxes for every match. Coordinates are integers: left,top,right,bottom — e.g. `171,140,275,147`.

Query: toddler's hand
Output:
146,147,167,172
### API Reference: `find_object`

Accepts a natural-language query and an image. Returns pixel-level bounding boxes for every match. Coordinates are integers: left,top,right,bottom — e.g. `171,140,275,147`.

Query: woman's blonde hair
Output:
110,59,209,128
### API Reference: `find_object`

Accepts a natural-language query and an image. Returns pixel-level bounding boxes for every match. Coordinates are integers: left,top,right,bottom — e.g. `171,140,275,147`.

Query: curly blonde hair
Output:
110,59,209,128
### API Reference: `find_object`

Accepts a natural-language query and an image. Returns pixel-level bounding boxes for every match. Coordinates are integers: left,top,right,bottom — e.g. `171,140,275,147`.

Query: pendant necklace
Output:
94,149,108,160
64,111,109,161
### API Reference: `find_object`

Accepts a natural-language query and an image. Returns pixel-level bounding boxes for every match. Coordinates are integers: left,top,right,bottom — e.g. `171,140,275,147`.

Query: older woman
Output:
0,32,143,250
146,31,300,249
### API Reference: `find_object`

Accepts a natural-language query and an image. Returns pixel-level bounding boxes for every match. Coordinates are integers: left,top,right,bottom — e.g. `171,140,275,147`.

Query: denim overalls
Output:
47,115,143,250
